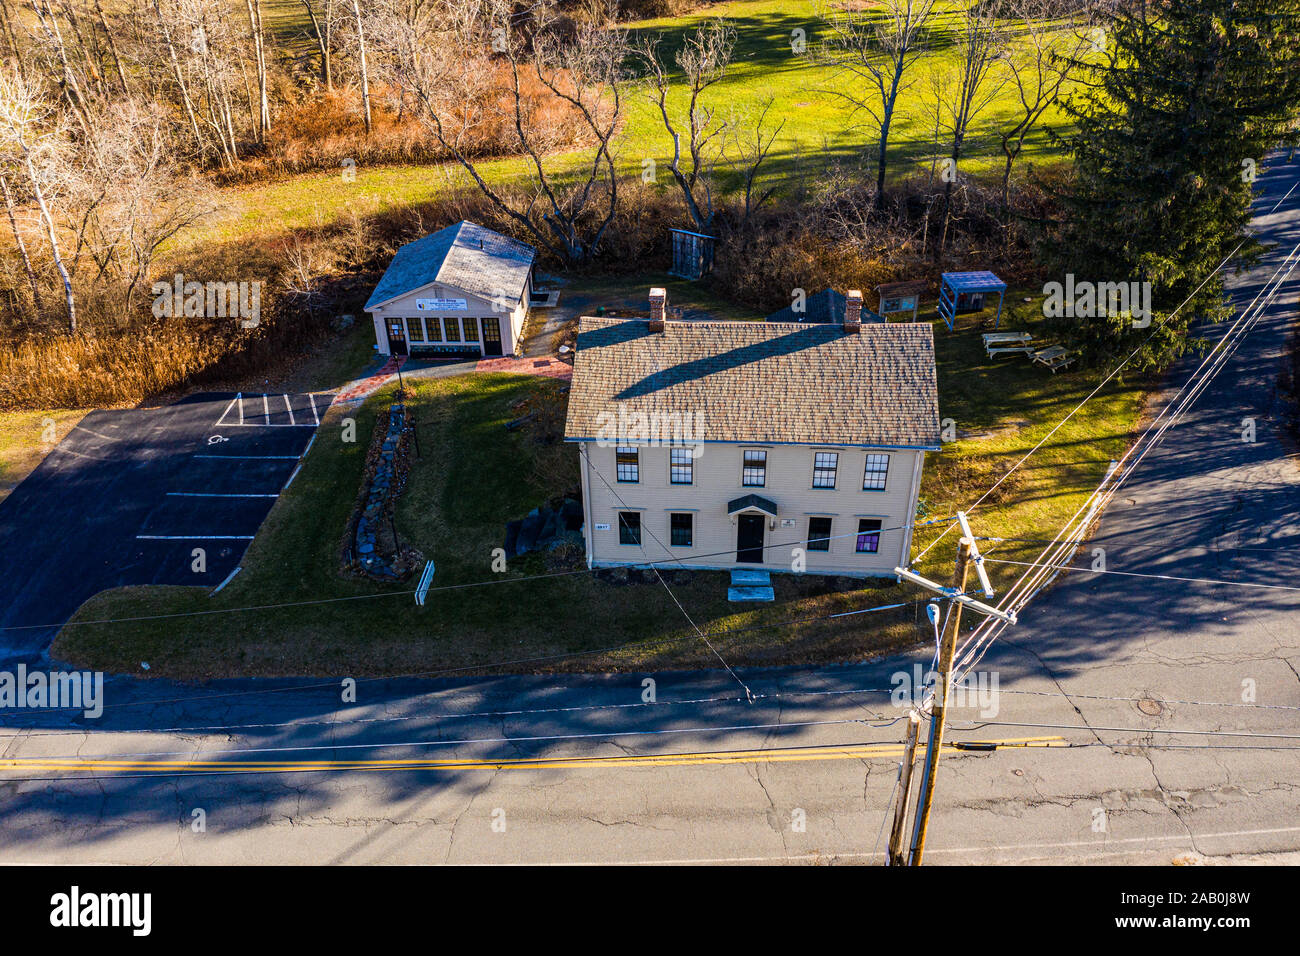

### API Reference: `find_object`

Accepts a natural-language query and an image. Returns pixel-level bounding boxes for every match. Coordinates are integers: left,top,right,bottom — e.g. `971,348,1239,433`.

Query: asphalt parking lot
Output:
0,391,330,662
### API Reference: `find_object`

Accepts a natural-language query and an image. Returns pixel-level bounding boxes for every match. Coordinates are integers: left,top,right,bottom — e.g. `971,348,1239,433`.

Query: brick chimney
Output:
648,287,667,332
845,289,863,331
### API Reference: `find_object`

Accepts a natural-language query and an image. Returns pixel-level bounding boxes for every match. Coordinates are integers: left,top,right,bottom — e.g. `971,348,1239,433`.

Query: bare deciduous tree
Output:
244,0,271,142
724,96,786,232
70,98,214,313
0,67,75,330
302,0,335,90
814,0,935,209
0,171,43,315
637,18,735,231
368,0,628,264
930,0,1007,254
351,0,371,133
996,0,1089,218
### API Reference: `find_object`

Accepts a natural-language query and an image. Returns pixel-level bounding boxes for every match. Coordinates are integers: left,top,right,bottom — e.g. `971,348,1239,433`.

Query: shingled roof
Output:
764,287,884,324
564,318,940,449
365,221,535,311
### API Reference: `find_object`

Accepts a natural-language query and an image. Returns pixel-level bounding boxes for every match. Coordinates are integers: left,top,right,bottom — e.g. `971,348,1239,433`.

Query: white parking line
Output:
217,393,240,427
213,393,320,428
193,454,301,460
136,535,255,540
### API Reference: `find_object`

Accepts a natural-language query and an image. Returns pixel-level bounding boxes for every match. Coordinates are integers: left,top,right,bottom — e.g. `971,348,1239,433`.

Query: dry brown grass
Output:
217,70,592,185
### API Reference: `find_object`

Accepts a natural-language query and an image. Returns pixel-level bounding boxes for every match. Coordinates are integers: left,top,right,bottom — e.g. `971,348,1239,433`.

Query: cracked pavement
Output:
0,156,1298,866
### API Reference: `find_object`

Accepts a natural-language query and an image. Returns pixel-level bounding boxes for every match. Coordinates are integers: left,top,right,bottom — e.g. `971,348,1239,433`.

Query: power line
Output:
950,230,1300,682
582,444,755,699
0,595,924,718
0,684,915,738
981,558,1300,594
952,719,1300,741
0,514,955,634
8,672,1293,741
0,715,900,764
912,174,1300,567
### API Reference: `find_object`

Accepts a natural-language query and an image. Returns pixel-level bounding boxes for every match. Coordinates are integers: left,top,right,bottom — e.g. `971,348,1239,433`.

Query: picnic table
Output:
1031,345,1077,373
982,331,1035,357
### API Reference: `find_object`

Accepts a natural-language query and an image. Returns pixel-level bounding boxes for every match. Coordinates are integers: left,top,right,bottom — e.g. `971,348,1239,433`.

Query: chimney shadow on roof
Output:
574,321,863,400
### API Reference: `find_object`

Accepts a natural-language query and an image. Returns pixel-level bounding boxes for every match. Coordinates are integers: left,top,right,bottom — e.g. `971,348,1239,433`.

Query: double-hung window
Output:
442,316,460,341
670,447,693,484
670,513,693,547
855,519,882,554
863,454,889,491
807,517,832,552
615,447,639,483
812,452,838,489
406,317,425,342
742,450,767,487
618,512,641,546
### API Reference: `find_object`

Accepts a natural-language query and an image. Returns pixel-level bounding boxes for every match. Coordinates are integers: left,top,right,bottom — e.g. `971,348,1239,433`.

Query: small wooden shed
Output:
668,229,715,281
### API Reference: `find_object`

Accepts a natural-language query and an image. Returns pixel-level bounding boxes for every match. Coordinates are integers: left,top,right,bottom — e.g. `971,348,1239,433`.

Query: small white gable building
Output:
364,221,536,358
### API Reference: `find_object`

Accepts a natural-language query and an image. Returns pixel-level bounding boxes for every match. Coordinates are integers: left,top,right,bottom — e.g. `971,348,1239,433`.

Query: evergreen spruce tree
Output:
1044,0,1300,369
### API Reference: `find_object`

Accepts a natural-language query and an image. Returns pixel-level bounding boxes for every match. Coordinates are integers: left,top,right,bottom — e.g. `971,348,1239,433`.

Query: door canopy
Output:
726,494,778,518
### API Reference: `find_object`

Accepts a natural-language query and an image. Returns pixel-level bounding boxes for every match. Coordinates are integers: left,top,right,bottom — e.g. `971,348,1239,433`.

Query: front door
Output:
481,316,503,356
387,320,408,356
736,514,765,563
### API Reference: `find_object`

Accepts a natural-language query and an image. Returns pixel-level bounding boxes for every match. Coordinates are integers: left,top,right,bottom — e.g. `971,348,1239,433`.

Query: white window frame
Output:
670,447,693,485
863,453,890,491
812,452,838,489
615,446,640,483
742,449,767,487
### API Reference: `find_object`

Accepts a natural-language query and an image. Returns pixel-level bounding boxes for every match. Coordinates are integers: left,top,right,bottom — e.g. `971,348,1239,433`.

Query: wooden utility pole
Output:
886,709,921,865
908,536,972,866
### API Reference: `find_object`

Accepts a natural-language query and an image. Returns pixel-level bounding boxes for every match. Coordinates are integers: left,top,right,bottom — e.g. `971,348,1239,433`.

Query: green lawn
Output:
0,408,89,502
912,295,1145,574
625,0,1078,187
55,373,918,677
183,0,1082,249
54,293,1144,679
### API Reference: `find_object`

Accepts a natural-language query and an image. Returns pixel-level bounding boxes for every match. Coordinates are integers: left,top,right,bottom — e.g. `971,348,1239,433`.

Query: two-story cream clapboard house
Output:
364,220,535,359
563,290,941,578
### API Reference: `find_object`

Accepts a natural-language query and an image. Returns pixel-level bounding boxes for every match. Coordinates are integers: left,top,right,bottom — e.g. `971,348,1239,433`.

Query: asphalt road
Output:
0,156,1297,865
0,391,327,662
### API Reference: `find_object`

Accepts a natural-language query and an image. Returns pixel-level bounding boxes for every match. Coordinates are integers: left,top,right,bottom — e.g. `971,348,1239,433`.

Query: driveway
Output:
0,391,329,663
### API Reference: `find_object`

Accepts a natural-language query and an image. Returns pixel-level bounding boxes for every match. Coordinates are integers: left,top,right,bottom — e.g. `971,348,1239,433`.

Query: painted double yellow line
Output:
0,736,1065,776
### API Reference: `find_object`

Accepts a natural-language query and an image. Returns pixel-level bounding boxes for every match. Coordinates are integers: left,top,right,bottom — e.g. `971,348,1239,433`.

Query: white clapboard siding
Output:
579,440,924,577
